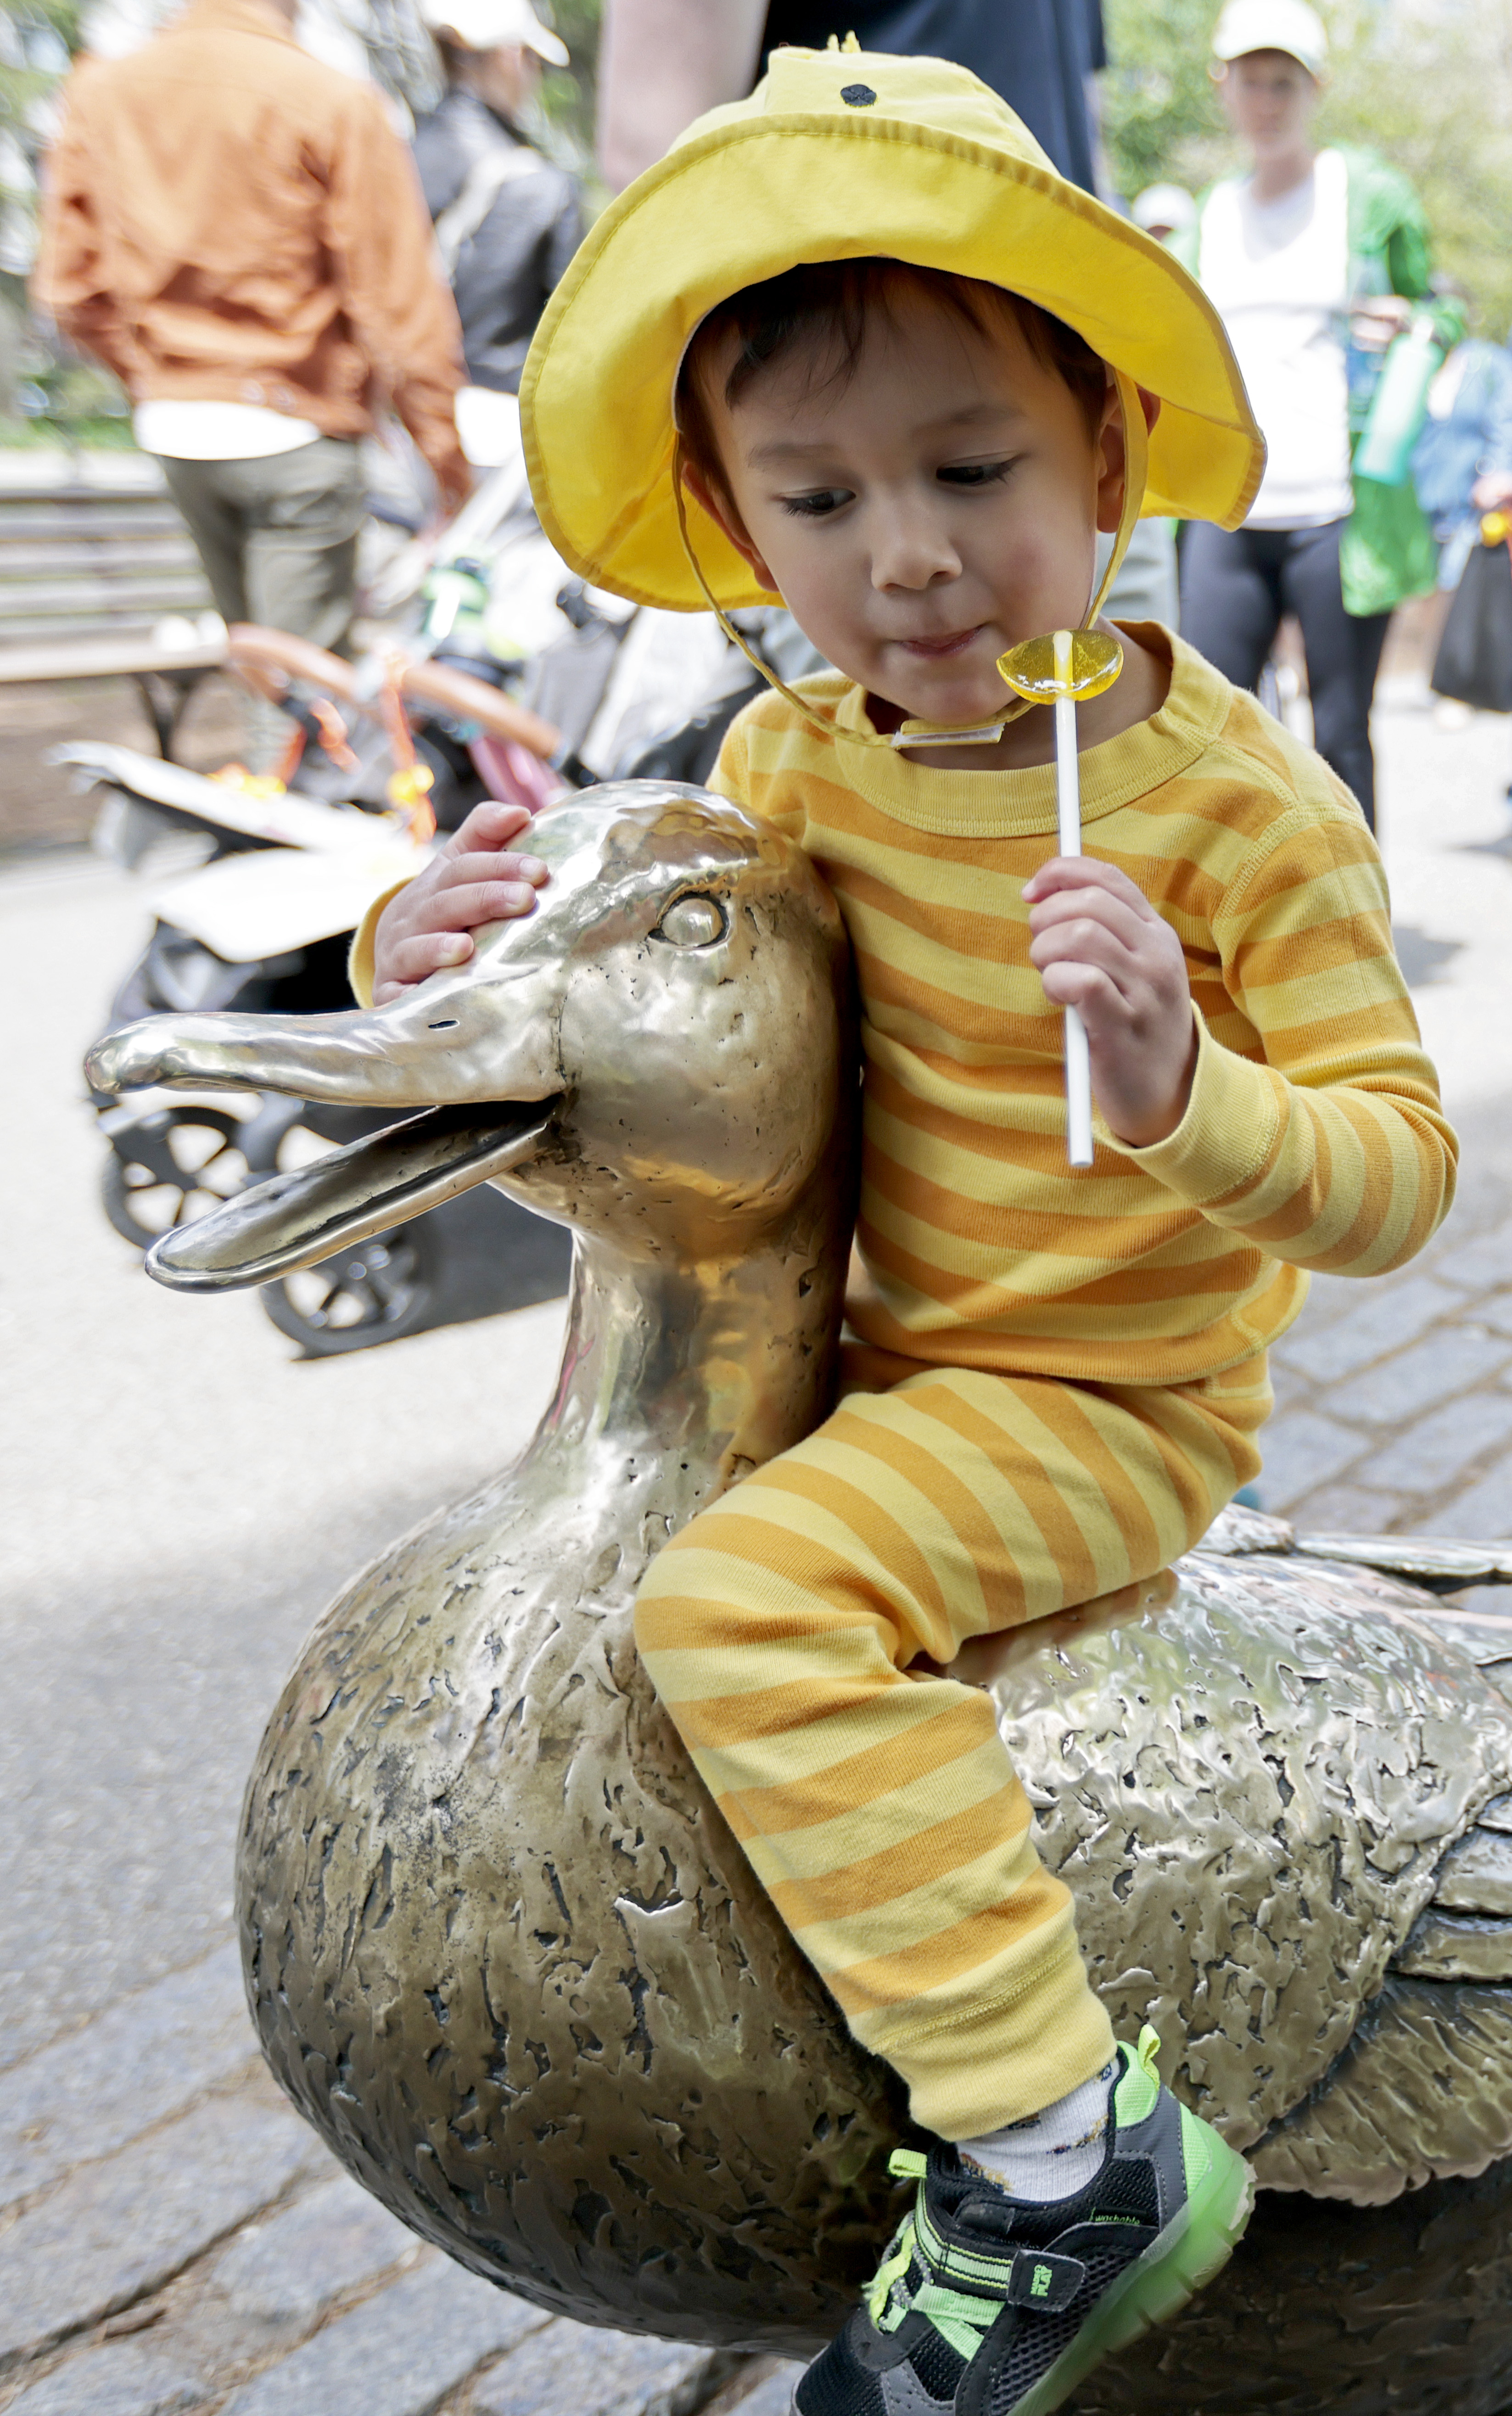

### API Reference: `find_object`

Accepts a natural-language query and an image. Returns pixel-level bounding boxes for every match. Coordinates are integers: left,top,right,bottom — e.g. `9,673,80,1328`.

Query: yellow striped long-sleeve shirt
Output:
709,628,1456,1388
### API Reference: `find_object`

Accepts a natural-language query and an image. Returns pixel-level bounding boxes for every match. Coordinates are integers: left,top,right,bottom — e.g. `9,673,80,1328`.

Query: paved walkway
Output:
1243,689,1512,1551
1263,1203,1512,1544
8,689,1512,2412
0,1940,801,2415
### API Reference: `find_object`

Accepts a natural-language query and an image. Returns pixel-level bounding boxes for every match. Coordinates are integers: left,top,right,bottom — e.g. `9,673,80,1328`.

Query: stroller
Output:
71,628,570,1355
70,558,795,1352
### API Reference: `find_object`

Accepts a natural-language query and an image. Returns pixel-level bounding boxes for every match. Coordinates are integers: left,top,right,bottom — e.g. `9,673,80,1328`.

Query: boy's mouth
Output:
896,627,982,660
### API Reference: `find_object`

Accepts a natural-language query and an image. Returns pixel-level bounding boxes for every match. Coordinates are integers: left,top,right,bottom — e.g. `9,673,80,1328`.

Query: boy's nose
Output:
870,509,962,592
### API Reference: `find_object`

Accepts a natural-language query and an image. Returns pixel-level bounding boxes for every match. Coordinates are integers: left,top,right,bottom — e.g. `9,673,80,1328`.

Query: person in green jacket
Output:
1173,0,1459,828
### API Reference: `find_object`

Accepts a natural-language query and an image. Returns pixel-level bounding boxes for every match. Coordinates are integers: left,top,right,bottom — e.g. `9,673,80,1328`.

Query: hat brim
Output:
521,112,1265,611
426,13,569,63
1212,39,1323,73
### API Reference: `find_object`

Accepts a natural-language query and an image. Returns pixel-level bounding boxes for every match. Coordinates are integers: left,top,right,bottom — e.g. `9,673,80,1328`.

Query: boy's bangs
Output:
677,258,1109,493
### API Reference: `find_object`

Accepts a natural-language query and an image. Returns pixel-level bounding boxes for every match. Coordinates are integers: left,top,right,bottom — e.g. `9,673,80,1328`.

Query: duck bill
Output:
146,1097,560,1292
86,1003,486,1112
87,978,570,1292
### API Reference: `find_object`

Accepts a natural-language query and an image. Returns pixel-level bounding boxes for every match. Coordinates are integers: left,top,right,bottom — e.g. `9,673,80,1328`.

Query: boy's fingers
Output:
425,847,549,894
409,878,542,931
1032,919,1184,1008
1023,857,1156,917
1033,943,1139,1014
382,931,478,989
1029,905,1149,972
1028,888,1148,952
1039,958,1124,1018
373,815,548,995
442,801,534,857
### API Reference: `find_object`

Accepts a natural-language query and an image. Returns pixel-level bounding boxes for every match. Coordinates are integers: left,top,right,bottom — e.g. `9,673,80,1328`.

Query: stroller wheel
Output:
101,1108,252,1250
258,1222,437,1357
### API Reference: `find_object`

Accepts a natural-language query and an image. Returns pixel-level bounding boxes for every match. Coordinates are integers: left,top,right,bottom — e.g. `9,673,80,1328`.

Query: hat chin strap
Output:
671,366,1150,754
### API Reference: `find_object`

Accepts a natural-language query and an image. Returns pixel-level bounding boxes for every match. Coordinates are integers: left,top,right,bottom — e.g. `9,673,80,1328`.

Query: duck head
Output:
85,781,857,1287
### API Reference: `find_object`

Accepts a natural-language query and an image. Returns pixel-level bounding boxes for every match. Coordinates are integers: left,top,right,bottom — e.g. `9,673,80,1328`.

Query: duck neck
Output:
522,1190,849,1513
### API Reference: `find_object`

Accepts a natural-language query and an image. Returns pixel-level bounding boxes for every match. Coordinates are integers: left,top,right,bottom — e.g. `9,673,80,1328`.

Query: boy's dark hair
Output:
676,258,1109,499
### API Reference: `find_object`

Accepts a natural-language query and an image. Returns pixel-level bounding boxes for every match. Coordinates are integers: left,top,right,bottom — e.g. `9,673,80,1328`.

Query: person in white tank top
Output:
1176,0,1445,830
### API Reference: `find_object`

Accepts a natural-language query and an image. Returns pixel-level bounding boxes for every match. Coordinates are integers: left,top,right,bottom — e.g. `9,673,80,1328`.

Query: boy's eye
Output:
937,460,1014,488
779,488,853,519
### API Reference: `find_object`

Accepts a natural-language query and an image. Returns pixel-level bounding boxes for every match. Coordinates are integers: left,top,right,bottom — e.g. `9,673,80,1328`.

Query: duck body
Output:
238,1386,907,2349
238,1497,1512,2404
86,785,1512,2414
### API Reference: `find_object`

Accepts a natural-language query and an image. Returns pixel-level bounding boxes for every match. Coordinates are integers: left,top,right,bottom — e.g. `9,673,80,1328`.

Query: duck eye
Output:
653,894,726,949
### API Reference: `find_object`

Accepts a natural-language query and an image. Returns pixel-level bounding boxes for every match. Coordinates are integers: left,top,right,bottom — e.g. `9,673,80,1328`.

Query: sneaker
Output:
792,2027,1253,2416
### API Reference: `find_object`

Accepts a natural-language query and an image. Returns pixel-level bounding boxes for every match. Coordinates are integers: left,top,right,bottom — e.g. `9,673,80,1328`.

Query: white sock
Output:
958,2061,1117,2202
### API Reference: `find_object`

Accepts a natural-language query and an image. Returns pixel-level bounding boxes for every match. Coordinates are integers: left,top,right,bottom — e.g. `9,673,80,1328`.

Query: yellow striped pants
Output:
634,1354,1268,2141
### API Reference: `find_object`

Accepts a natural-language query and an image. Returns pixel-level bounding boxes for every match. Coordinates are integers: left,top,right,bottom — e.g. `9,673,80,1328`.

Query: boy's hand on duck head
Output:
371,800,549,1005
1023,858,1198,1149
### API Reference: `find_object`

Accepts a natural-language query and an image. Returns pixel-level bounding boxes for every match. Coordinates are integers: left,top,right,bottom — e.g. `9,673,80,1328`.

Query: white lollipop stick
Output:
1052,628,1094,1169
997,624,1120,1172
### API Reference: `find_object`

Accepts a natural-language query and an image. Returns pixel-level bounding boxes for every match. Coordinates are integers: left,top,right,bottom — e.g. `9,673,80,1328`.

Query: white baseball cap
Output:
1211,0,1328,77
419,0,569,64
1132,183,1197,237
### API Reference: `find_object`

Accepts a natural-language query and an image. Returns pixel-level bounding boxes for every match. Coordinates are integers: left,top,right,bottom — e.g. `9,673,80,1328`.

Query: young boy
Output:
362,47,1456,2416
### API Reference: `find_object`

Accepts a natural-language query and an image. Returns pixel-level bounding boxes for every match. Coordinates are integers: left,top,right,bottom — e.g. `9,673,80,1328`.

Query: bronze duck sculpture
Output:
87,782,1512,2416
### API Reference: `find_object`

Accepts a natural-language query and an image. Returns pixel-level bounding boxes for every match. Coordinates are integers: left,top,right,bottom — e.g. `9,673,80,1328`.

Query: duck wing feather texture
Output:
968,1514,1512,2207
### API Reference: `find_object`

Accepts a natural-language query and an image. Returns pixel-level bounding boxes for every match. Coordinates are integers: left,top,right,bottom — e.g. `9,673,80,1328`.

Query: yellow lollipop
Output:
996,626,1124,705
996,628,1125,1169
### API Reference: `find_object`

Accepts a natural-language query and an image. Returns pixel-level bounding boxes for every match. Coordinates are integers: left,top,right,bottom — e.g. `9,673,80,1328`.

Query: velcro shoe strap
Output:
1007,2251,1086,2312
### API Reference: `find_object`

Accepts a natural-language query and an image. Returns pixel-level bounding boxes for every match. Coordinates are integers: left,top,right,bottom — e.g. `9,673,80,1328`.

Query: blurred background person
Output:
1176,0,1456,829
1413,330,1512,597
597,0,1105,196
34,0,470,707
413,0,583,471
1116,182,1199,624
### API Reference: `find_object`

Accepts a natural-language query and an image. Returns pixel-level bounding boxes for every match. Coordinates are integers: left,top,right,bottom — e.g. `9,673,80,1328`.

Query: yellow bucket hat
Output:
521,44,1264,620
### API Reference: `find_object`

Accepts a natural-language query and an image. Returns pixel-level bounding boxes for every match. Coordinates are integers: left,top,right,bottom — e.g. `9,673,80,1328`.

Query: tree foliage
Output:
1,2,82,140
1320,0,1512,339
1100,0,1227,202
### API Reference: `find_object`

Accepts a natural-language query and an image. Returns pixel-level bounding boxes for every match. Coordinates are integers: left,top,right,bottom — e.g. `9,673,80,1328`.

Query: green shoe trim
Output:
1109,2023,1161,2129
914,2195,1023,2297
1178,2098,1219,2196
1000,2119,1255,2416
911,2279,996,2362
866,2220,916,2328
867,2151,931,2327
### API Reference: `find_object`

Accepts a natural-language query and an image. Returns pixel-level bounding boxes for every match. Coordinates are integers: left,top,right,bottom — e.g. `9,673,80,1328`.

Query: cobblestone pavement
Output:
1255,1096,1512,1557
0,1945,804,2414
0,1944,805,2415
9,693,1512,2412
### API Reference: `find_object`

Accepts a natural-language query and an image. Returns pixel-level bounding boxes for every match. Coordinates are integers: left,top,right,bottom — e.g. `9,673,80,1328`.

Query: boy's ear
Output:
682,460,782,596
1094,381,1161,535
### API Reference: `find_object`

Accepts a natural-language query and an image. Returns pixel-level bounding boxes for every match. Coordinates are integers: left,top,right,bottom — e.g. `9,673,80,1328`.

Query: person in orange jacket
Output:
35,0,471,673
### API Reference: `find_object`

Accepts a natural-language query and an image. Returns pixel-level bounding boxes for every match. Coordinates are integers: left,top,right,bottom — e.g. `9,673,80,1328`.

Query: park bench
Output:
0,454,224,754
